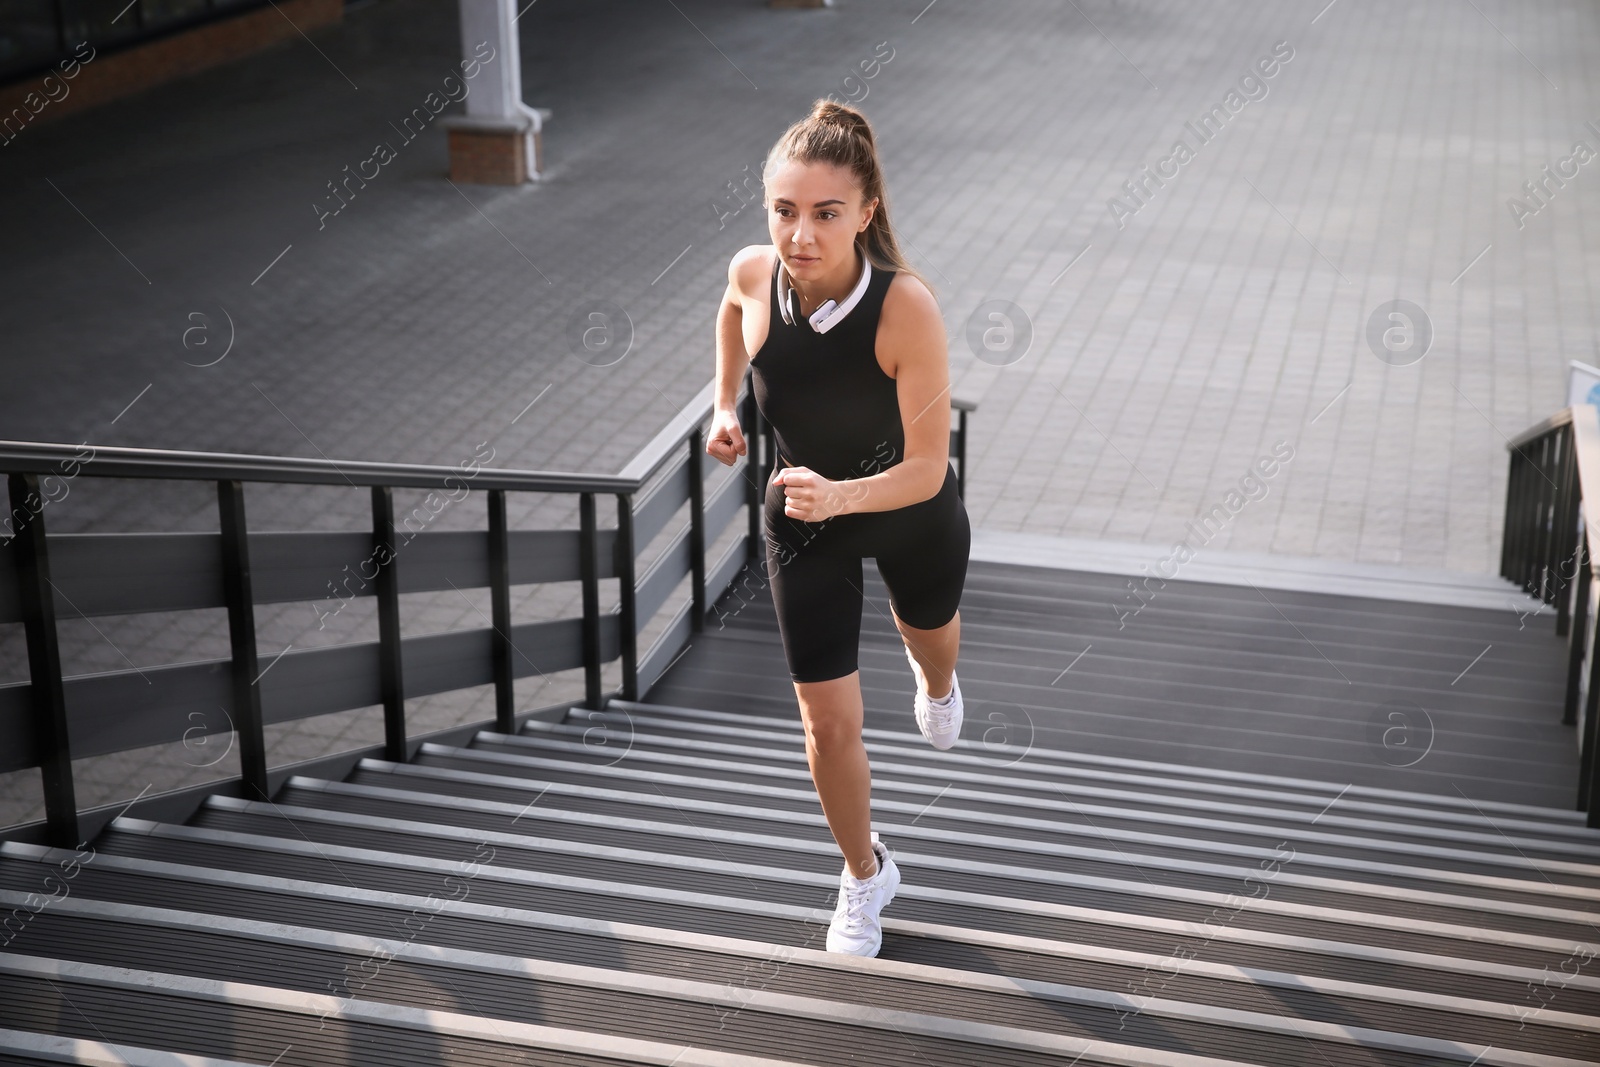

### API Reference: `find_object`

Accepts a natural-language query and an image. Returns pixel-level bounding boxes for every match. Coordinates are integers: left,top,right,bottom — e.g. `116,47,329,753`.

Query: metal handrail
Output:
1508,406,1579,450
1502,404,1600,824
0,440,637,494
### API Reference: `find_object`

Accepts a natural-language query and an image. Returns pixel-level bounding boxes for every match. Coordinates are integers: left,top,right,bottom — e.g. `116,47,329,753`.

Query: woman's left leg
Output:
878,464,971,706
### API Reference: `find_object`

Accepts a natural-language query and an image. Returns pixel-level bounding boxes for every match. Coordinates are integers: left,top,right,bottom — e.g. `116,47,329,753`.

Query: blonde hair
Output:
764,100,933,299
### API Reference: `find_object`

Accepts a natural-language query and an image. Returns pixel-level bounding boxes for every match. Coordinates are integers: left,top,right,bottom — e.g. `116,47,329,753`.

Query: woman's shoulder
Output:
874,268,945,374
880,267,939,324
727,243,778,297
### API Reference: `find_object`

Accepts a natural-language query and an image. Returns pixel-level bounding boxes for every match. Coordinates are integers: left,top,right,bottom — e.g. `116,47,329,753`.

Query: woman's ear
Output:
859,195,880,232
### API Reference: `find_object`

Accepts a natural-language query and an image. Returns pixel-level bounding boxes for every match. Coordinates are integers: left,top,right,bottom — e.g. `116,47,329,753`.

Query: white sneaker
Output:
825,832,900,957
906,645,963,750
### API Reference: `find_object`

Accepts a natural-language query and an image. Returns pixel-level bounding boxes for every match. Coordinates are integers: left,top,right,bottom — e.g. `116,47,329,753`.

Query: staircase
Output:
3,560,1597,1066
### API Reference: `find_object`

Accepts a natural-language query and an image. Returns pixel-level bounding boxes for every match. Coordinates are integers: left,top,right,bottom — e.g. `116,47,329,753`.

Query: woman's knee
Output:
795,678,863,754
803,718,859,756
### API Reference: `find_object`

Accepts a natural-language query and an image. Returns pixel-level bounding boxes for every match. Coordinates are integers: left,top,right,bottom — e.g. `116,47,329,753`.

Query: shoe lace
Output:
839,863,879,926
842,880,874,922
922,692,958,727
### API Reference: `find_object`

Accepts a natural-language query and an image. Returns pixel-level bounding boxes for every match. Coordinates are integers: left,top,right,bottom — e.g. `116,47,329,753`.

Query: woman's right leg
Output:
793,671,878,880
764,504,878,880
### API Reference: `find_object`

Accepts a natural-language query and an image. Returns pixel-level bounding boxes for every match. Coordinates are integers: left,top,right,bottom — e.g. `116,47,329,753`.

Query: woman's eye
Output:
818,212,837,221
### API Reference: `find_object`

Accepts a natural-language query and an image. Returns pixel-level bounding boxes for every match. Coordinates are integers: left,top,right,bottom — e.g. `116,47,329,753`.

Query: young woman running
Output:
705,100,971,958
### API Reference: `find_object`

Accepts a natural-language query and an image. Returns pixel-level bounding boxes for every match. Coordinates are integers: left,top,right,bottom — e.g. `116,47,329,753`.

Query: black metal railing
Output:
1502,403,1599,824
1,372,974,846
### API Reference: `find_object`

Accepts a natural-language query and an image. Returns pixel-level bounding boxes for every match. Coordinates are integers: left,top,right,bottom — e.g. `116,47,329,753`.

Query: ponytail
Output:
764,100,933,299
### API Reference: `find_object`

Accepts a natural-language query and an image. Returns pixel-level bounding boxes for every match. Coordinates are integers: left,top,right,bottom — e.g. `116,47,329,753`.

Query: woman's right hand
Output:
706,407,747,466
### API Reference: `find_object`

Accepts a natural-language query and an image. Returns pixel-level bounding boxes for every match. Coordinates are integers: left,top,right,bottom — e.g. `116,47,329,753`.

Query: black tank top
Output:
749,250,902,482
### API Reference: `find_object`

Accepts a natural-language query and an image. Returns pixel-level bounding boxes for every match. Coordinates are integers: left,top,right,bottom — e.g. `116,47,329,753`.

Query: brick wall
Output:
0,0,343,134
447,128,532,185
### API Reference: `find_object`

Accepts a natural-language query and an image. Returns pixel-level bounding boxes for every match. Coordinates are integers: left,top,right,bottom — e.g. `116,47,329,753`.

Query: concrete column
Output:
442,0,546,184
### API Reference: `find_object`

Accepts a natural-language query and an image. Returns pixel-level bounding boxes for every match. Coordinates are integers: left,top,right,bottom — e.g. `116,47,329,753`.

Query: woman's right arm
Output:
707,248,758,465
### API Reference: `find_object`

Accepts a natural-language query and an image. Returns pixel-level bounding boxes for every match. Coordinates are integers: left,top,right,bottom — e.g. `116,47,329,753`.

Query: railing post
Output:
957,407,969,500
742,384,764,565
1521,445,1536,592
688,428,708,631
487,489,515,733
217,479,268,801
615,492,638,701
1536,431,1561,603
371,487,406,760
579,492,602,708
1582,588,1600,824
1499,451,1516,583
1513,447,1537,594
8,474,78,847
1563,535,1590,727
1556,431,1579,636
1504,450,1528,590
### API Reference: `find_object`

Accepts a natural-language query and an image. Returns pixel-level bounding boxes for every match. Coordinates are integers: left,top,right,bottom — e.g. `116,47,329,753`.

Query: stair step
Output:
0,1027,266,1066
406,741,1600,886
917,567,1555,646
533,709,1598,844
708,590,1564,695
605,699,1586,825
792,566,1555,656
284,773,1600,935
679,635,1560,721
0,952,825,1067
661,671,1579,808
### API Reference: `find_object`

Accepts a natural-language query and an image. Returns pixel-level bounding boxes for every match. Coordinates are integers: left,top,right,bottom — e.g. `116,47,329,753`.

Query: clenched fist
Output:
706,408,747,466
772,465,855,522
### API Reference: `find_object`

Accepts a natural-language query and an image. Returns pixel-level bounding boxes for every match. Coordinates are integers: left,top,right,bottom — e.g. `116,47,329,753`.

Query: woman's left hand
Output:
772,465,854,521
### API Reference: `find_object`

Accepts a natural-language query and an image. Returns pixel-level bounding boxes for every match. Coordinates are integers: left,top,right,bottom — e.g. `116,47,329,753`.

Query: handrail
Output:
1508,406,1575,450
0,440,637,494
1501,404,1599,825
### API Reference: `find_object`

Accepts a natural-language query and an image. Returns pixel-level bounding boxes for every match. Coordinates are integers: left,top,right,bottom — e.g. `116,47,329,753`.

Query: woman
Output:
705,100,971,958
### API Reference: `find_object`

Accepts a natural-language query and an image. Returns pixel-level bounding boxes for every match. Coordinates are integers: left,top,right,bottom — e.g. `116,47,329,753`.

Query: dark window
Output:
0,0,64,82
2,0,283,85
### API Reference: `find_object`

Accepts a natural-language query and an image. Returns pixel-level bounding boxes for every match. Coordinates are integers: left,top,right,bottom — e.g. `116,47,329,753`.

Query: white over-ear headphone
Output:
778,254,872,334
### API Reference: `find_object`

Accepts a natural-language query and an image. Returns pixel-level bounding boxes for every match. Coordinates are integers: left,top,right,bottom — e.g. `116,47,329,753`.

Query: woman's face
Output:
765,158,877,283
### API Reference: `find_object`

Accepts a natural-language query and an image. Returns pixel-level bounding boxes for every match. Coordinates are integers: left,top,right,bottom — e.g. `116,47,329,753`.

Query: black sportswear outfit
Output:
751,250,971,683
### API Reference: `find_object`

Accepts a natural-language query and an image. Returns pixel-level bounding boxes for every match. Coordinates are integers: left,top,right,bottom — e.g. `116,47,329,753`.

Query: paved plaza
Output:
1,0,1596,823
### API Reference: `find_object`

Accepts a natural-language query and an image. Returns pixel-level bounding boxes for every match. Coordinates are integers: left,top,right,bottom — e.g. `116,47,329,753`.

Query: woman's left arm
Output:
844,274,950,512
773,276,950,520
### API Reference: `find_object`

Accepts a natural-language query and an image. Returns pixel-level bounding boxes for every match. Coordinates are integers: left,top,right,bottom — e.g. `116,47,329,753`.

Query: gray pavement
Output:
2,0,1596,825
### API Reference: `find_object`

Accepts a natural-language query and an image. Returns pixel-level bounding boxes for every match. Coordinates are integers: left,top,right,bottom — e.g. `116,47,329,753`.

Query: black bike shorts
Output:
764,461,971,683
